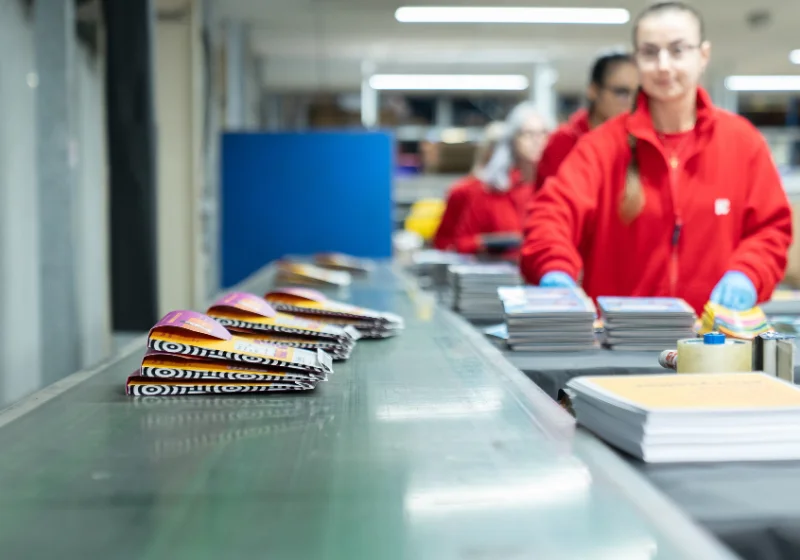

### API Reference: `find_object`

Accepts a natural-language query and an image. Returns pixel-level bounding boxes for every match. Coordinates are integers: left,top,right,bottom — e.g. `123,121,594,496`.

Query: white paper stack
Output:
498,286,597,351
447,263,521,322
598,297,696,351
568,372,800,463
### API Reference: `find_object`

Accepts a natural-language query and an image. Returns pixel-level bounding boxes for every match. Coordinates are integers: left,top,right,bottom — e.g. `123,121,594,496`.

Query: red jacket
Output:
521,87,792,315
433,176,482,250
535,108,591,191
452,170,533,255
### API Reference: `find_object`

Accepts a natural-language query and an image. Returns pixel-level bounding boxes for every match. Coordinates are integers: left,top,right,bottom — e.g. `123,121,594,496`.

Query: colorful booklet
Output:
699,302,771,340
140,352,324,383
313,253,374,274
126,310,334,397
206,292,360,360
264,287,404,338
276,262,352,287
126,378,314,397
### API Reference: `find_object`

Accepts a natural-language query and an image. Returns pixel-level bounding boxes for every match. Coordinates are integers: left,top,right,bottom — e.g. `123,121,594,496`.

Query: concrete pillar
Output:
0,0,42,403
530,63,558,126
225,20,245,129
361,61,379,129
34,0,81,383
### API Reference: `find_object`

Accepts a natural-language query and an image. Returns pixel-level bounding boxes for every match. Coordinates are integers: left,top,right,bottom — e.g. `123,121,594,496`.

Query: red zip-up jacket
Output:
521,87,792,315
535,108,591,191
433,175,482,250
452,169,532,256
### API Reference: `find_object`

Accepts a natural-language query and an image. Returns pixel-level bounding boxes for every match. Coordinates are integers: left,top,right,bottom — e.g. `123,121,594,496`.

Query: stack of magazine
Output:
447,263,521,322
598,297,696,351
498,286,597,351
567,372,800,463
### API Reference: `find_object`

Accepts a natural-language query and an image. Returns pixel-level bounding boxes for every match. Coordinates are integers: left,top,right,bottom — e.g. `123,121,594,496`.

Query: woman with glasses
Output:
449,102,551,256
521,1,791,314
433,121,505,251
535,51,638,191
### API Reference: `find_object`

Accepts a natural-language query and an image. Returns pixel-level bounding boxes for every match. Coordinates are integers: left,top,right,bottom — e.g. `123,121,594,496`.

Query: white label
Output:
233,340,280,358
714,198,731,216
317,349,334,373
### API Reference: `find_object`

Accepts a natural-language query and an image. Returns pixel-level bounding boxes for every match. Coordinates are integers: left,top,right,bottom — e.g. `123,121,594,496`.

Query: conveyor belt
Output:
0,262,735,559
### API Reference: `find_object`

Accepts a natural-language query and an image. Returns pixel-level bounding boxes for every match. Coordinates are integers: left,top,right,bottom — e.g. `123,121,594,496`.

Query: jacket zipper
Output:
668,157,681,296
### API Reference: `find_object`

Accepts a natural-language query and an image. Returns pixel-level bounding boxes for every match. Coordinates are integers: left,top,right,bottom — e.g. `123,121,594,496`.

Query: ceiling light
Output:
725,75,800,91
369,74,530,91
790,50,800,65
395,6,630,24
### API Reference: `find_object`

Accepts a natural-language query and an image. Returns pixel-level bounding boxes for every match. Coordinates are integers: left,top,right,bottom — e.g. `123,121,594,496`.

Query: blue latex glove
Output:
539,271,577,288
709,271,757,311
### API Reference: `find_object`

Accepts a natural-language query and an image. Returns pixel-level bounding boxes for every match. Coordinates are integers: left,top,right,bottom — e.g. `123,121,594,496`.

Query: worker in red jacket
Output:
535,51,638,191
451,102,551,256
521,1,792,314
433,122,505,250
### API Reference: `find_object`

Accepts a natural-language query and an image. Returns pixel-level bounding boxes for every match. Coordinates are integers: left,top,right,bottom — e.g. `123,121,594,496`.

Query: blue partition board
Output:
221,131,393,287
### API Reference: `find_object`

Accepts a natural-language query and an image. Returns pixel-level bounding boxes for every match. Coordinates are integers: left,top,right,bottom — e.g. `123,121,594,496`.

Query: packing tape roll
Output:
676,338,752,374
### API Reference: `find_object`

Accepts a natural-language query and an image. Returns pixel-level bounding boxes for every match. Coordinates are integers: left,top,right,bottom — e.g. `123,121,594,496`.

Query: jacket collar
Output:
568,108,591,136
625,86,717,147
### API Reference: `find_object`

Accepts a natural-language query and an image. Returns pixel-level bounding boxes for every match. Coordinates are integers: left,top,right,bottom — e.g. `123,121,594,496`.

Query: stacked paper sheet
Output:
447,263,522,322
276,261,352,287
126,310,333,397
498,286,597,351
568,373,800,463
265,287,404,338
598,297,696,351
206,291,360,360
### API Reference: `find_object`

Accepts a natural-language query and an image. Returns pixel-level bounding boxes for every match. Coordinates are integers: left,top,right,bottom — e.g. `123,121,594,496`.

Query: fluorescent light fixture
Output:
725,75,800,91
369,74,529,91
395,6,630,24
790,50,800,65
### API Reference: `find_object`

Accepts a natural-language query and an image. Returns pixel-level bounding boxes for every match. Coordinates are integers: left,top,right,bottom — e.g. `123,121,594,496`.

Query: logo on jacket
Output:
714,198,731,216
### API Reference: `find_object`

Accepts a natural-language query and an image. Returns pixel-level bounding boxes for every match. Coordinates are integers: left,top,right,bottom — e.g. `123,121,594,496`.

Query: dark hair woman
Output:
534,51,637,191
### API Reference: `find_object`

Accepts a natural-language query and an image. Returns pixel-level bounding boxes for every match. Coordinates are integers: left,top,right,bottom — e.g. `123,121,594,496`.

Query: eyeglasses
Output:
602,86,636,100
635,43,700,64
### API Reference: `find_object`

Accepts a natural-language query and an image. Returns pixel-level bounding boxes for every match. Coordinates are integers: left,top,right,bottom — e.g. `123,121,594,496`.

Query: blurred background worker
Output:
521,1,792,314
535,51,638,191
433,121,506,251
451,102,551,256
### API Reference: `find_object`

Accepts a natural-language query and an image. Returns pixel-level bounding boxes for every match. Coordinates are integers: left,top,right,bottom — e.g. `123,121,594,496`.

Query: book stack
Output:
276,262,352,288
497,286,597,351
598,297,696,351
126,310,333,397
265,287,404,339
313,253,375,275
567,372,800,463
447,263,522,322
206,292,360,361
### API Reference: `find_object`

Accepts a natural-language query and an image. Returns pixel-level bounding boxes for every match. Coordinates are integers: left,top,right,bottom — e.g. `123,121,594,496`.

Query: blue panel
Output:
221,131,394,287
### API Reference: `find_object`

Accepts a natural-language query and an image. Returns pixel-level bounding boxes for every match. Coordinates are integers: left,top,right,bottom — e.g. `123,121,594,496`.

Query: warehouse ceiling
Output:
213,0,800,93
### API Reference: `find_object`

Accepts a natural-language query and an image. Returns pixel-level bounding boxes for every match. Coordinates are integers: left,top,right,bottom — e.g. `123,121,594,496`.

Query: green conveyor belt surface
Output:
0,262,736,559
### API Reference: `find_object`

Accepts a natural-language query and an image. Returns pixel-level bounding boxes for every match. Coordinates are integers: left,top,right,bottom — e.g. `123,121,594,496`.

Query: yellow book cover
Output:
574,373,800,411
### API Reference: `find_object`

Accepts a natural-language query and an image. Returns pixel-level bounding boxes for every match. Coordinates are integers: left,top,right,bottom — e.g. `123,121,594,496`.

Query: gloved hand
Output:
539,271,577,288
709,271,757,311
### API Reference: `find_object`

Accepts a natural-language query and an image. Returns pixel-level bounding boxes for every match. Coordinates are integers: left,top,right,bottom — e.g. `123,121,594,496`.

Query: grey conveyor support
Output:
0,261,737,559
